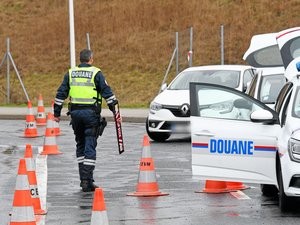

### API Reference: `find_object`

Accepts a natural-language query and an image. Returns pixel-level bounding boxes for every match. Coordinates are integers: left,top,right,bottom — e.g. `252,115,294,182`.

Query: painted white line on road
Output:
230,190,251,200
36,146,47,225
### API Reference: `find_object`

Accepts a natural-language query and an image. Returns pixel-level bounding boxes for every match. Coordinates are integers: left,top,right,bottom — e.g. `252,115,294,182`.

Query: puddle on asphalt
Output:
1,146,18,154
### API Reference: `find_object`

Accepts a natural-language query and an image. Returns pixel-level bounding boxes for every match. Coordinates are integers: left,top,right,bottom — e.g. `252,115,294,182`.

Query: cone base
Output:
24,134,39,138
36,123,47,126
40,151,62,155
34,208,47,215
127,191,169,197
227,185,249,191
195,188,231,194
21,134,43,138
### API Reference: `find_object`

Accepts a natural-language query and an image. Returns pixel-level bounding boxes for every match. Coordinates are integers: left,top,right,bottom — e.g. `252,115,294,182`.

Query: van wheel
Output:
260,184,278,197
146,118,170,142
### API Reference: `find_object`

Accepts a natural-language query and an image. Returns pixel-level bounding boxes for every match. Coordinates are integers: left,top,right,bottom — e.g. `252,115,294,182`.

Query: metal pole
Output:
86,33,91,50
6,37,10,104
220,24,224,65
8,53,29,102
0,52,7,69
159,48,177,94
189,27,193,67
176,32,179,75
69,0,76,68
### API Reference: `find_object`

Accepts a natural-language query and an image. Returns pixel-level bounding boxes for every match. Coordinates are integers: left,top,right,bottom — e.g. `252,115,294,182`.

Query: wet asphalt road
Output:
1,120,300,225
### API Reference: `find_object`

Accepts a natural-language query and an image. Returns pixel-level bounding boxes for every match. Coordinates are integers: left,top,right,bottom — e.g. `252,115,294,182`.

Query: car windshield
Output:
169,70,240,90
259,74,286,103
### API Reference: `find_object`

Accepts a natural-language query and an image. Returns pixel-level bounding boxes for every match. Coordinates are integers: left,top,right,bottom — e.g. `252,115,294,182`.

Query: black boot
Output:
81,180,98,192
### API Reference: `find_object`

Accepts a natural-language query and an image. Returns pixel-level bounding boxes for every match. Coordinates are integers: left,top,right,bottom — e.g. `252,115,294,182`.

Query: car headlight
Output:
209,100,233,114
150,102,162,111
288,138,300,163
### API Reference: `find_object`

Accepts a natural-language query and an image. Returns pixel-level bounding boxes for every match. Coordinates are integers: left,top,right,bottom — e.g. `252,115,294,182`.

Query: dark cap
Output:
80,49,93,63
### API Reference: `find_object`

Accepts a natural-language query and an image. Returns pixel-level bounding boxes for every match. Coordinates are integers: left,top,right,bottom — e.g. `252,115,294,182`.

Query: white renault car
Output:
146,65,256,142
190,27,300,211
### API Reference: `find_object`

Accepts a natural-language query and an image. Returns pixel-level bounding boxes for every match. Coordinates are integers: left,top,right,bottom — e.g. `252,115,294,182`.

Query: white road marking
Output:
35,146,47,225
230,190,251,200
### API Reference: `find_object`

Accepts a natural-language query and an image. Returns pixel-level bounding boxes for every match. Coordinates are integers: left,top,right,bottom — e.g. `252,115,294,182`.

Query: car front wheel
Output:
146,118,170,142
278,165,293,212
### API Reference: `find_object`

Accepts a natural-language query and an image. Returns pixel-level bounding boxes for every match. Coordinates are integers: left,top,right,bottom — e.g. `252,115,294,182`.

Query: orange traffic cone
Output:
226,181,249,191
24,101,39,138
51,99,61,136
40,113,62,155
127,135,169,197
90,188,109,225
10,158,36,225
36,94,46,126
24,144,47,215
196,180,231,194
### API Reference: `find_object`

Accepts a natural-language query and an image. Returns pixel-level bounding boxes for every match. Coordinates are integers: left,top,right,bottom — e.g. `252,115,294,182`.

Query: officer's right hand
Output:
54,117,61,123
108,99,118,113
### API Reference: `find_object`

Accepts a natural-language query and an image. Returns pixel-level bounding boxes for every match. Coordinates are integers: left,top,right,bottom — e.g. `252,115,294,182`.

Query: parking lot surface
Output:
1,120,300,225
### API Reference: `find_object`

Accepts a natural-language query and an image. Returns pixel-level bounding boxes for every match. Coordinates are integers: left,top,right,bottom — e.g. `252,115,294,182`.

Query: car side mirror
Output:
160,83,167,92
250,109,275,123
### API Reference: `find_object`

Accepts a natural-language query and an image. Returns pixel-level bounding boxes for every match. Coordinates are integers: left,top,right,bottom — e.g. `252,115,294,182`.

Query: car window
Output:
247,73,258,97
290,37,300,58
277,88,292,126
258,74,286,104
279,36,300,69
292,87,300,118
169,70,240,90
275,82,293,113
243,70,254,91
252,45,283,67
195,85,266,121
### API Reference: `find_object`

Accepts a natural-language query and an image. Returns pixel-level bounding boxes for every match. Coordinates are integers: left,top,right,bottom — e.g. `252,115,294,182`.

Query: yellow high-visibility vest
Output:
69,66,101,104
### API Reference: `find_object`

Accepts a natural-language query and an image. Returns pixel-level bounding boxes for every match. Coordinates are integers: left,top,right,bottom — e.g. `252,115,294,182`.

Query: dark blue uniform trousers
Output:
70,109,100,182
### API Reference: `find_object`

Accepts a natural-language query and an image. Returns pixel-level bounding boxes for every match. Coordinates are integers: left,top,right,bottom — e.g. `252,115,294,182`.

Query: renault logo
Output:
180,104,190,115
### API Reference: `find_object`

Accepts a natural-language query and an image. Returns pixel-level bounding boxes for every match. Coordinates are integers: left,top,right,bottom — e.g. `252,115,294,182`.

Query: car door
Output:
276,27,300,80
190,82,281,185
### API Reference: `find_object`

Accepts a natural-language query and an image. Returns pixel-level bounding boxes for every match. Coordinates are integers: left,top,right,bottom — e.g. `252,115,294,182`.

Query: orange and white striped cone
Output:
90,188,109,225
51,99,61,136
24,101,39,138
40,113,62,155
226,181,249,191
196,180,231,194
10,158,36,225
24,144,47,215
36,94,46,126
127,135,169,197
